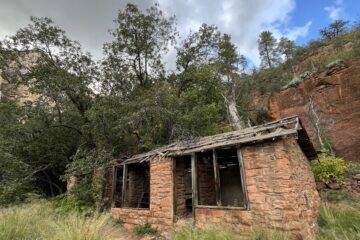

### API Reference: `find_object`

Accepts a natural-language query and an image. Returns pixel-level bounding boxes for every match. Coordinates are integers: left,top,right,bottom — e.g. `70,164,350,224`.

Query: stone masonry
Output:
111,136,320,239
195,137,320,240
112,158,174,230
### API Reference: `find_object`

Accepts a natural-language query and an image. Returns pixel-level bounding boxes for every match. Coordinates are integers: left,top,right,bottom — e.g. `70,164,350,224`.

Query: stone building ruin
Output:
108,116,320,240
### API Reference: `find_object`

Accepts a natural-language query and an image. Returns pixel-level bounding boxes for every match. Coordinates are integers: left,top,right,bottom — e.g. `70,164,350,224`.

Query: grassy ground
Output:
0,191,359,240
0,200,120,240
173,190,360,240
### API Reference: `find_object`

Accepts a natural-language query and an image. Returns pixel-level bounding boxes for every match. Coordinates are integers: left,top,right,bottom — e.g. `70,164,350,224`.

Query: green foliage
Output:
258,31,280,68
346,162,360,176
103,3,176,91
318,203,360,240
53,191,95,215
283,76,303,89
133,223,158,236
326,59,345,69
320,190,360,209
320,20,349,41
277,37,296,61
311,156,348,184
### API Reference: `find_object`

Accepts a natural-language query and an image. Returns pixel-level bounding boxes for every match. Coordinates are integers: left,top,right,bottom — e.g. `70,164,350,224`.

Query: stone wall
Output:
195,137,320,240
112,158,174,231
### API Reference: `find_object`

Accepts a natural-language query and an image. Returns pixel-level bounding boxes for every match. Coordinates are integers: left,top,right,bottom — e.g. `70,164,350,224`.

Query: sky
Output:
0,0,359,68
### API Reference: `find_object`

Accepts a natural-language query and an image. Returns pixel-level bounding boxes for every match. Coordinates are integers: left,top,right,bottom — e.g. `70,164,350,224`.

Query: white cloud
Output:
0,0,312,67
284,21,312,40
155,0,311,67
325,0,344,21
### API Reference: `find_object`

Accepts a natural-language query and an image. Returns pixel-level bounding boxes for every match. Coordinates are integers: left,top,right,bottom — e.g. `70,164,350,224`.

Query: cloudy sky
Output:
0,0,359,68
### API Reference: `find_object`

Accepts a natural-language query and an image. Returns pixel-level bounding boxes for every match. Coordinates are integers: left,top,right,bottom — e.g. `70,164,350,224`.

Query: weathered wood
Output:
191,153,198,219
212,149,222,206
121,164,127,208
224,89,245,130
196,205,247,210
237,147,249,210
117,116,317,165
110,166,117,208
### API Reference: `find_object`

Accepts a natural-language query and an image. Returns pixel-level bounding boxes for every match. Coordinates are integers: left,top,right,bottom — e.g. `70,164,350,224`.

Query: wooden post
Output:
121,164,127,208
110,165,117,208
237,147,249,210
212,149,222,206
191,153,198,218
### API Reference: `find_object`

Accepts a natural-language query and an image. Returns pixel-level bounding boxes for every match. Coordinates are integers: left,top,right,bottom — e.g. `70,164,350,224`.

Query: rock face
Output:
265,59,360,162
0,51,39,104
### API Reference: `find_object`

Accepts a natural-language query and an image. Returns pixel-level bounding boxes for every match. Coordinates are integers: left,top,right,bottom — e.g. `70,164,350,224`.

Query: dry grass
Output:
174,220,290,240
1,194,360,240
0,200,117,240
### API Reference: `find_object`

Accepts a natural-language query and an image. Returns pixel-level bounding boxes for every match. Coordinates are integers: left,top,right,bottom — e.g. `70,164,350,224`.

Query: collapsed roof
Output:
117,116,317,165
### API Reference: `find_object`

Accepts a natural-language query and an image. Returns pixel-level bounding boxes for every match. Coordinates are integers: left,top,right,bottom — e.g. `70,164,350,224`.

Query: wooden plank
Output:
121,116,300,164
121,129,298,164
212,149,221,206
196,205,247,210
191,153,198,219
170,129,297,156
121,164,127,208
237,147,249,210
110,166,117,208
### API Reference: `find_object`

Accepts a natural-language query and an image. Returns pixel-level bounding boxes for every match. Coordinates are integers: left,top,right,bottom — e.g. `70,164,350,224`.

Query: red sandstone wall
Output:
112,158,174,230
265,60,360,162
195,138,320,240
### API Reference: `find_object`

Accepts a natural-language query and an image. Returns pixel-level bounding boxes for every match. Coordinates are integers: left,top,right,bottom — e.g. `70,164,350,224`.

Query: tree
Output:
1,17,101,200
277,37,296,61
103,3,176,94
217,34,247,129
320,20,349,40
258,31,279,68
175,25,247,129
174,24,221,94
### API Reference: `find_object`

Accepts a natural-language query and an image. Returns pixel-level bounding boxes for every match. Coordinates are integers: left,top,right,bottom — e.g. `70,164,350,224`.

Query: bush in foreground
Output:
311,156,348,184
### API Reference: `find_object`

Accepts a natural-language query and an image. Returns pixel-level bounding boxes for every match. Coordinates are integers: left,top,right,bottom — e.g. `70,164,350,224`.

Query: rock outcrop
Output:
265,59,360,162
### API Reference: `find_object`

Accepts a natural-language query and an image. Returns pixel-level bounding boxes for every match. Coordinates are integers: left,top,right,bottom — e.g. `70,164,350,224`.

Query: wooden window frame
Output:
194,146,249,210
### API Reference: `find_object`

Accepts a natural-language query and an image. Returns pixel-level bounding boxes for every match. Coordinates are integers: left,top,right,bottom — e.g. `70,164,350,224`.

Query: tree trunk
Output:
225,88,245,130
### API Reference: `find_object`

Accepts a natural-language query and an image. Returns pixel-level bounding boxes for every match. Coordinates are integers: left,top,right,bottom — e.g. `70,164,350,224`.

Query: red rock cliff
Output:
265,59,360,162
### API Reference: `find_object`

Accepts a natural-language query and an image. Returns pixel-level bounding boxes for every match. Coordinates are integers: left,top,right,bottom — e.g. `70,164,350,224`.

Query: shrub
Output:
320,190,360,209
346,161,360,177
53,193,94,215
326,59,345,69
133,223,158,236
311,156,348,184
283,76,303,89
